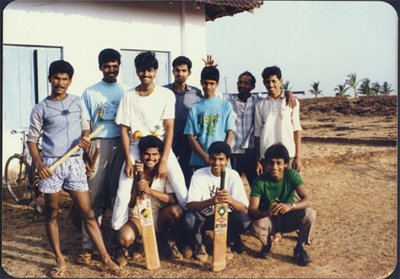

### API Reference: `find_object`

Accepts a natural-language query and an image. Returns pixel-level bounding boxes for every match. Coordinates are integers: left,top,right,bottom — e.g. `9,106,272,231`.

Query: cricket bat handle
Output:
220,169,226,190
138,170,144,196
48,124,105,172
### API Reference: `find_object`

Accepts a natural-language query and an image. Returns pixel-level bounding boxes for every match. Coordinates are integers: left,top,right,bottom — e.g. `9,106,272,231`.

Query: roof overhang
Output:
195,0,263,21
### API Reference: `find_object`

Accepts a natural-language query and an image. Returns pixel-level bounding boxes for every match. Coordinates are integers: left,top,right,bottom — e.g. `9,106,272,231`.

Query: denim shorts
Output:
39,156,89,193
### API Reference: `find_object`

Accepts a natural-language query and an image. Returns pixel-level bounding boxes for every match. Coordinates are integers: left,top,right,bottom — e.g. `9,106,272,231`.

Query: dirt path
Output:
2,96,397,278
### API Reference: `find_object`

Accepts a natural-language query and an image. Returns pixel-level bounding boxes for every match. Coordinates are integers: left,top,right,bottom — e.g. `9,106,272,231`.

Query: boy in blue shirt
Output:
248,143,316,266
184,66,234,170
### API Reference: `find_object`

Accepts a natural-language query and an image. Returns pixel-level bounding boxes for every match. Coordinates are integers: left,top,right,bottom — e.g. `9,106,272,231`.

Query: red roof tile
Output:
196,0,263,21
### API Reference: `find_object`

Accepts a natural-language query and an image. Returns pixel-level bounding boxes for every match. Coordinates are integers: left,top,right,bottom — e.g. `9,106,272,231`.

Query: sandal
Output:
76,250,92,265
49,265,67,278
101,264,128,276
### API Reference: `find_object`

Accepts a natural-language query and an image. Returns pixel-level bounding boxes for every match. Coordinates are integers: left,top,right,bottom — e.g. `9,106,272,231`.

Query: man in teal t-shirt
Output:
249,143,316,266
184,66,234,169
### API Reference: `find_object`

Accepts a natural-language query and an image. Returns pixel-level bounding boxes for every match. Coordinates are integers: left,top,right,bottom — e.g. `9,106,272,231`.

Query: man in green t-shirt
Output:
248,143,316,266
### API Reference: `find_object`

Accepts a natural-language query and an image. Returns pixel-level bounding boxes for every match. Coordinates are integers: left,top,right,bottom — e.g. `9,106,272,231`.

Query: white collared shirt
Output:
254,94,302,158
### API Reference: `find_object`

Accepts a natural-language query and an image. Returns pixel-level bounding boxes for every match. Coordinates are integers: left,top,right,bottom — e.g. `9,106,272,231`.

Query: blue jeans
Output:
183,210,252,247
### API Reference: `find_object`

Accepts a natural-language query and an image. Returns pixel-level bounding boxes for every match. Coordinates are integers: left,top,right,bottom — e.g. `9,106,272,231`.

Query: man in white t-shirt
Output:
183,141,251,262
111,51,187,234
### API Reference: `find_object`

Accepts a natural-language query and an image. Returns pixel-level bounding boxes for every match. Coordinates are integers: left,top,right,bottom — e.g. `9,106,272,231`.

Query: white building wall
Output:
2,0,207,172
3,0,206,93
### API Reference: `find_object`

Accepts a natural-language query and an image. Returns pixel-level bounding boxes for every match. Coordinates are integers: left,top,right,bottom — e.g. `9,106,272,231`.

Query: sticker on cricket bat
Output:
214,205,228,235
138,199,153,227
212,169,228,272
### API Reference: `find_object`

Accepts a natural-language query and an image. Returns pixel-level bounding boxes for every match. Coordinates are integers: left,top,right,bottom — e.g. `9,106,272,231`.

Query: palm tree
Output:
357,78,372,96
371,82,381,96
334,84,350,97
282,81,292,91
380,81,394,95
309,81,322,98
345,73,359,98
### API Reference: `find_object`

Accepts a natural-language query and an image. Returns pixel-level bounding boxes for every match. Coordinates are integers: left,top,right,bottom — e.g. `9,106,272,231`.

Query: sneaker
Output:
128,243,144,262
113,247,128,268
183,245,193,259
226,246,234,261
293,245,311,266
194,244,208,263
168,241,183,260
259,242,272,259
231,236,244,254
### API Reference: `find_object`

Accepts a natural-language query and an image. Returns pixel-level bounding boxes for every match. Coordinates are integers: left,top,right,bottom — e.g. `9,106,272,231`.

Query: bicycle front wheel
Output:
5,154,33,205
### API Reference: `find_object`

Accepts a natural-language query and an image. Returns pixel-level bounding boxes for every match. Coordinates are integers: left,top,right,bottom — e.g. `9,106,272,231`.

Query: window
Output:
119,49,170,88
3,45,62,130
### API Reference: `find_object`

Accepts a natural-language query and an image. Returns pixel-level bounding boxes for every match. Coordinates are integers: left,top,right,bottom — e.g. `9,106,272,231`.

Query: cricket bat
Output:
136,170,160,270
212,168,228,272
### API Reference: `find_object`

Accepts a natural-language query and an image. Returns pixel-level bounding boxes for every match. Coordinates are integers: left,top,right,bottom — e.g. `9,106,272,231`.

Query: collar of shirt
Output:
167,83,189,94
266,92,285,100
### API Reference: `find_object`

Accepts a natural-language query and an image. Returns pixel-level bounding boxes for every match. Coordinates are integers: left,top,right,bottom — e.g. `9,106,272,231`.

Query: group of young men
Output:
26,48,316,278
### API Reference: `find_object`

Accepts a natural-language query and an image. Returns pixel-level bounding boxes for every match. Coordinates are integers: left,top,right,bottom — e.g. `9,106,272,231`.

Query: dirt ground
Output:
1,96,398,278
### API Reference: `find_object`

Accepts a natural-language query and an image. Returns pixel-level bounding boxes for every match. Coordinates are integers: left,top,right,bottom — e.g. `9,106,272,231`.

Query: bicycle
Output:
4,130,43,215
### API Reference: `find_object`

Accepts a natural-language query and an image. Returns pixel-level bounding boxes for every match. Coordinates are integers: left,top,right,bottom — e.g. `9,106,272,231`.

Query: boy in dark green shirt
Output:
248,143,316,266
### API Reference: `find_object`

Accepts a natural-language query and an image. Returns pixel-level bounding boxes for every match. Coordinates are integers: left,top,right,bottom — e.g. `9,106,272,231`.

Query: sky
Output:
206,1,398,98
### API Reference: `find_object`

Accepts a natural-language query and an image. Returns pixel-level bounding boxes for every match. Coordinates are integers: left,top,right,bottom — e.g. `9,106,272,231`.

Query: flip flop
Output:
49,265,67,278
101,265,128,277
76,250,92,264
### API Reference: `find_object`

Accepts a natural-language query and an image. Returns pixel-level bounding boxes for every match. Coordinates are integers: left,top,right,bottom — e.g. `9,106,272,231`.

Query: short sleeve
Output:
161,89,176,120
224,101,235,133
288,169,304,189
292,99,302,131
183,106,196,136
186,170,203,203
254,102,262,137
27,104,43,144
250,176,264,198
115,90,131,127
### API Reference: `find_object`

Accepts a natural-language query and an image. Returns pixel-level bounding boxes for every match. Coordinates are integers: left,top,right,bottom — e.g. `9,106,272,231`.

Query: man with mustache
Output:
77,48,126,265
27,60,126,277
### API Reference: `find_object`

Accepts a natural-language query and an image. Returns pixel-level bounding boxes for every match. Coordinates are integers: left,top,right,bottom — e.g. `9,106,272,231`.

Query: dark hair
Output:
138,135,164,155
134,51,158,71
263,143,289,164
208,141,231,159
98,48,121,67
172,56,192,70
201,66,220,82
261,66,282,81
239,71,256,86
49,60,74,79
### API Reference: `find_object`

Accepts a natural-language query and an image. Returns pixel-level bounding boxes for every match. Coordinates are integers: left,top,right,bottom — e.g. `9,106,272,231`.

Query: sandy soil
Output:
1,96,397,279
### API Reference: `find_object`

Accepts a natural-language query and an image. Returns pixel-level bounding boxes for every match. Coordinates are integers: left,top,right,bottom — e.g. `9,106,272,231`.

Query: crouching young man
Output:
114,136,184,266
183,141,251,262
248,143,316,266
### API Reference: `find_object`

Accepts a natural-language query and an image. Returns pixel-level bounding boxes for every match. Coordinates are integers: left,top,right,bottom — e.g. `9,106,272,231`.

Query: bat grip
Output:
135,160,143,196
220,169,226,190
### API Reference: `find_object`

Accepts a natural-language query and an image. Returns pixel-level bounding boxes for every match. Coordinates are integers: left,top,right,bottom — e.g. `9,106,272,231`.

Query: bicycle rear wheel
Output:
5,154,33,205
